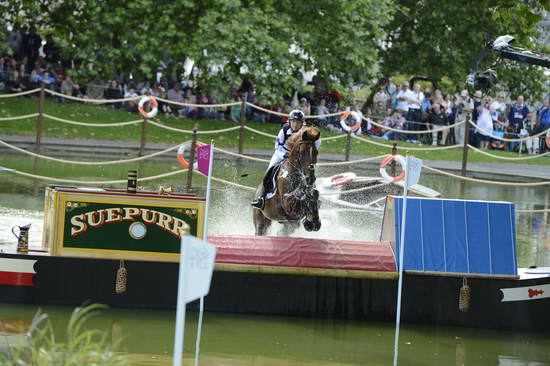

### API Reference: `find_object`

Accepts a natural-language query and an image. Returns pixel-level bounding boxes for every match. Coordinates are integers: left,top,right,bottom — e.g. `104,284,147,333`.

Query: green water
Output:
1,152,550,365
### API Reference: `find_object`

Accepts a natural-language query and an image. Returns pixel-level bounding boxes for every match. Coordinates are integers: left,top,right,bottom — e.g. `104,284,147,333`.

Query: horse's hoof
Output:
313,221,321,231
303,220,314,232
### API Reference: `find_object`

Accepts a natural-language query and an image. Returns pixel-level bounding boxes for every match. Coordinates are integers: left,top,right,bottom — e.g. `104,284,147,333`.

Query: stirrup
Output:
251,197,265,210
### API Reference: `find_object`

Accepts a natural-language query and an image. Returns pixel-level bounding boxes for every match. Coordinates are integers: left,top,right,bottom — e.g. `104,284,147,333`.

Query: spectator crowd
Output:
1,25,549,155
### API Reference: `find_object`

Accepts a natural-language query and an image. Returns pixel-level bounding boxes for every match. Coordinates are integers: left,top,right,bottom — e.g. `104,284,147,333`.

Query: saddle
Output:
263,161,283,200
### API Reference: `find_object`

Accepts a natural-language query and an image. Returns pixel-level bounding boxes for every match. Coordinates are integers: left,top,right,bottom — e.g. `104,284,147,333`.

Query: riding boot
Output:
251,186,265,210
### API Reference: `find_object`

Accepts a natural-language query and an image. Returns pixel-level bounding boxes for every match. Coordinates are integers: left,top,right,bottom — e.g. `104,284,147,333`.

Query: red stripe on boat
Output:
208,235,397,272
0,271,34,286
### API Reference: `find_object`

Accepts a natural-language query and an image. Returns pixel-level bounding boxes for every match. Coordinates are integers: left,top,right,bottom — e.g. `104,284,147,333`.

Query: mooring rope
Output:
44,89,140,104
245,102,345,119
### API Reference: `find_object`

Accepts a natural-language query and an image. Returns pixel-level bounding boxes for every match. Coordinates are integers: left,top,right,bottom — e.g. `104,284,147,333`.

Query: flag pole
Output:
173,234,189,366
393,152,410,366
194,141,214,366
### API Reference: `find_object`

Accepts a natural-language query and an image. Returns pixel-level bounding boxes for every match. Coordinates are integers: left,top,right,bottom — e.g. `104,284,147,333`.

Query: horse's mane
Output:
287,126,320,162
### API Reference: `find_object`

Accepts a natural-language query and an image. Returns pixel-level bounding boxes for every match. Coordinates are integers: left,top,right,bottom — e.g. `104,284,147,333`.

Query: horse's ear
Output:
304,127,320,142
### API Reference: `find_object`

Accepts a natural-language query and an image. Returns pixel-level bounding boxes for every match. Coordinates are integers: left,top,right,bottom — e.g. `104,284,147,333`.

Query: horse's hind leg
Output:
253,209,271,236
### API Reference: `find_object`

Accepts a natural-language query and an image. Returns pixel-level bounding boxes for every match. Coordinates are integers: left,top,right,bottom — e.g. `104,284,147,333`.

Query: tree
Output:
0,0,393,102
378,0,550,99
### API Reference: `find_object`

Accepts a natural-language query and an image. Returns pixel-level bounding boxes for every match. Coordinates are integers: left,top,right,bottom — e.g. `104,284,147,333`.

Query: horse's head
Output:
286,126,321,232
288,126,320,172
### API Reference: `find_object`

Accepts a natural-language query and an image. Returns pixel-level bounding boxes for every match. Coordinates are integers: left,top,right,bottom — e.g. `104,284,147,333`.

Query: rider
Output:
251,109,319,209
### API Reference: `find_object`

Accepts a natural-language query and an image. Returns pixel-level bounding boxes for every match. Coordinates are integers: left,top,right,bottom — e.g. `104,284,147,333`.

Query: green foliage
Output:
0,0,393,99
379,0,550,99
0,304,128,366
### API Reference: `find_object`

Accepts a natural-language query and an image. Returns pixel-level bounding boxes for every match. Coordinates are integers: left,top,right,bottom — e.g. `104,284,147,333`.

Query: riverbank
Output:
1,134,549,183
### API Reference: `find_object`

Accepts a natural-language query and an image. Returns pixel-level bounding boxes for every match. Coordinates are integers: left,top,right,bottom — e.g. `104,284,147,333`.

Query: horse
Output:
253,126,322,236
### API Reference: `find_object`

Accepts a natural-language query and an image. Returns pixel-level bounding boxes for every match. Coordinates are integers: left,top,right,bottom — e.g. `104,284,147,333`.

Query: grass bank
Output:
0,94,548,166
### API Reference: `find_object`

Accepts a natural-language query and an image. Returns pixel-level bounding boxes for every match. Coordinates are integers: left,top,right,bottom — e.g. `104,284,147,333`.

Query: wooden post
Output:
139,117,148,156
35,82,45,152
461,113,471,176
186,126,198,193
391,143,397,177
238,92,247,155
345,131,352,161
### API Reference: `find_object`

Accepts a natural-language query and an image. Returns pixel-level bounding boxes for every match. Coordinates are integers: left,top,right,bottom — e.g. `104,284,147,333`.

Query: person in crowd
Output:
105,80,123,108
59,74,78,102
373,86,388,109
383,110,405,141
372,100,386,117
36,71,56,89
315,98,330,127
507,95,529,151
123,87,139,113
43,35,60,64
395,81,410,118
385,78,397,109
520,112,538,155
454,90,474,145
475,96,494,150
181,88,198,118
427,103,448,146
490,91,507,121
86,76,104,100
297,97,311,116
166,82,185,115
536,99,550,153
7,24,23,58
22,26,41,69
7,70,26,93
251,110,320,210
406,83,424,144
140,80,153,96
490,114,508,150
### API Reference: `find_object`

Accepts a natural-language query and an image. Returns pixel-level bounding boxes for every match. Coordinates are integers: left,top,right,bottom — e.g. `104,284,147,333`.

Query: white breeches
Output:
268,150,287,169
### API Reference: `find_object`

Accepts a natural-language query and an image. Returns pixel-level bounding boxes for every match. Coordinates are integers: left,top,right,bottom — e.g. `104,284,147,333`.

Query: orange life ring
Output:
379,155,406,183
177,142,204,169
138,96,158,118
339,111,362,132
330,172,356,187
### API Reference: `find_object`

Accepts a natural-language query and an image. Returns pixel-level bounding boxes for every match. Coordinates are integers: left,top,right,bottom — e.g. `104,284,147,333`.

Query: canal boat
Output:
0,185,549,332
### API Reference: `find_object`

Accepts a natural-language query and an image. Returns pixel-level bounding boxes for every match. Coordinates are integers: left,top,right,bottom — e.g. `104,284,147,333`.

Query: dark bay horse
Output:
253,126,322,236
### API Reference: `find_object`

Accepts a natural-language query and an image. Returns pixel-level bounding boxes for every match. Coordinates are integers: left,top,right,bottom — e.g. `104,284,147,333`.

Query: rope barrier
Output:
317,154,387,167
243,125,277,138
245,102,345,119
0,113,39,121
365,116,466,134
422,164,550,186
213,146,270,163
148,120,241,134
467,144,550,160
468,120,550,142
44,89,140,104
155,96,240,109
0,88,41,98
351,134,462,151
0,139,188,165
43,113,143,127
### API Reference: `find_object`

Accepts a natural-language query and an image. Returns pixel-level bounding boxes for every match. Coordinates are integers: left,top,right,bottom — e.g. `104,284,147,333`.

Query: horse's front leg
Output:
277,221,300,237
303,189,321,232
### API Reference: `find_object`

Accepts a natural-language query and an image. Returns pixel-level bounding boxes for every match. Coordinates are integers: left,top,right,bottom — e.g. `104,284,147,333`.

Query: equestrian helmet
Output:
289,109,305,122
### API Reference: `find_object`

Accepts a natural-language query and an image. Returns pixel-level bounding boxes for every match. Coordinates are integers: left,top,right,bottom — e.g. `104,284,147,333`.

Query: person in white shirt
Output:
475,96,494,150
405,83,424,144
395,82,410,114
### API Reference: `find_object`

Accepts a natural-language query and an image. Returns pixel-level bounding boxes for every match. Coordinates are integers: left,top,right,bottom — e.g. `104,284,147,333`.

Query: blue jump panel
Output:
383,197,516,276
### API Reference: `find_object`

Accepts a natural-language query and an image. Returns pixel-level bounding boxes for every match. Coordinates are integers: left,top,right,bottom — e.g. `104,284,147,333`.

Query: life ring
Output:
138,96,158,118
329,172,357,187
339,111,362,133
379,155,406,183
177,142,204,169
